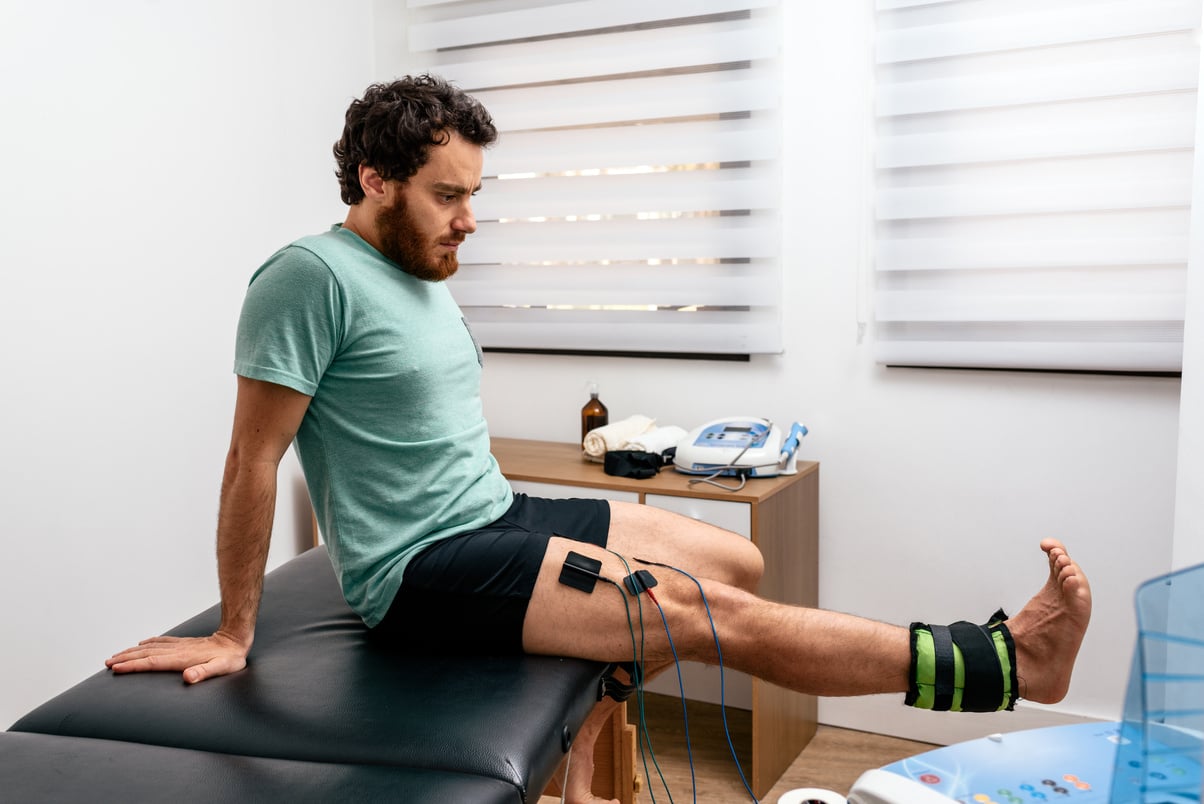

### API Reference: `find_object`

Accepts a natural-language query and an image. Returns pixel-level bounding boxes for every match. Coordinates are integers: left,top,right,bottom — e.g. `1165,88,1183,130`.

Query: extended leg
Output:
529,508,1090,804
525,519,1090,710
523,505,910,695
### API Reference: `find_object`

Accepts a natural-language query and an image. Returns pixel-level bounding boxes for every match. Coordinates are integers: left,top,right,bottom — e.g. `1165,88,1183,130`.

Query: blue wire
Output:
606,550,673,804
649,592,697,804
638,559,759,803
613,583,667,804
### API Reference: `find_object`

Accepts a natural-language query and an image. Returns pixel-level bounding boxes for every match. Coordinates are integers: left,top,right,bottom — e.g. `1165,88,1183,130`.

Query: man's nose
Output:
454,201,476,234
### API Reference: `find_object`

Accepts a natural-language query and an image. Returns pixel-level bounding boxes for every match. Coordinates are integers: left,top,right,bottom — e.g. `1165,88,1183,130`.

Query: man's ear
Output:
358,164,388,200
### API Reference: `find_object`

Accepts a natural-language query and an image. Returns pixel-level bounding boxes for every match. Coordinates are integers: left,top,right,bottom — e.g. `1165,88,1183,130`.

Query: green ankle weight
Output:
906,609,1017,713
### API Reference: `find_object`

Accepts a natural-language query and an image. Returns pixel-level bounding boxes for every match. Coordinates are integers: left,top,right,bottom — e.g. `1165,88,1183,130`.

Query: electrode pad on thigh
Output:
906,608,1018,712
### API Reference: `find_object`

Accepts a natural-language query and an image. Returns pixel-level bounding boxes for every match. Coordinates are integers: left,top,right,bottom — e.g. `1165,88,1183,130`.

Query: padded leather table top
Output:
0,731,520,804
10,547,607,801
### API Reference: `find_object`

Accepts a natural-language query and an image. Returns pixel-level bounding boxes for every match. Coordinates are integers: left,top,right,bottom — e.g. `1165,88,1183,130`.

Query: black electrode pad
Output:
559,551,603,593
623,569,658,596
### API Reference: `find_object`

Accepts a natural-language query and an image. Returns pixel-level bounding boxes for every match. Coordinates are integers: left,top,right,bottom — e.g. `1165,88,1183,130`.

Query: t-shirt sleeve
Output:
234,246,343,396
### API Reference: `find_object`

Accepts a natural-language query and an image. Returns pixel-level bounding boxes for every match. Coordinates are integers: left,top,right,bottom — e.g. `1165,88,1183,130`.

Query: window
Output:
873,0,1200,373
404,0,783,358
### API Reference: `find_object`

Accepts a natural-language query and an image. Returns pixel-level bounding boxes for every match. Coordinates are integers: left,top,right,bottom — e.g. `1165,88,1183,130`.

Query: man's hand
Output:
105,631,250,685
106,379,311,686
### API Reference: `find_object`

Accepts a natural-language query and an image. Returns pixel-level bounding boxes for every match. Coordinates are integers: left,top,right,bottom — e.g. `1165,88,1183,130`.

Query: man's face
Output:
374,132,483,282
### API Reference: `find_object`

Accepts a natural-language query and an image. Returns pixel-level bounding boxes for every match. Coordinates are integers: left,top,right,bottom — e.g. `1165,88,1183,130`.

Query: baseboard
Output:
818,694,1105,746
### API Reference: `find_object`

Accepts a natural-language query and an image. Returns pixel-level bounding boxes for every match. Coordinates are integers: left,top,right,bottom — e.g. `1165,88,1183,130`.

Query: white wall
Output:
476,3,1185,744
0,1,375,728
1177,268,1204,569
1,0,1190,749
1172,31,1204,572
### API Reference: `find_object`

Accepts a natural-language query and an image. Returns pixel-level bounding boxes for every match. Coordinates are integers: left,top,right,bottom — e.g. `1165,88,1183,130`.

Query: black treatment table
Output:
3,546,632,803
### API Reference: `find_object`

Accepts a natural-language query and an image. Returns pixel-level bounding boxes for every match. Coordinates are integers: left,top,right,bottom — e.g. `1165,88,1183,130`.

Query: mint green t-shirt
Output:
234,225,514,627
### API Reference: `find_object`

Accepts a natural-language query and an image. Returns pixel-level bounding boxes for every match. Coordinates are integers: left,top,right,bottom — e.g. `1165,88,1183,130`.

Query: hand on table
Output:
105,632,250,684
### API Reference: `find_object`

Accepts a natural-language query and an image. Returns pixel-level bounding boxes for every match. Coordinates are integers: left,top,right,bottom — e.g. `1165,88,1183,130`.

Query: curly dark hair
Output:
333,74,498,206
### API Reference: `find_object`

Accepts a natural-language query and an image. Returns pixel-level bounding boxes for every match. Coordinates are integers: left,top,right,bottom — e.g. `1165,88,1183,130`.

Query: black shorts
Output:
371,493,610,653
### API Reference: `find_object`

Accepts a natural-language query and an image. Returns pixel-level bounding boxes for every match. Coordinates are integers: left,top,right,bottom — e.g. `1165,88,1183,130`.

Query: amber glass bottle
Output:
580,382,609,441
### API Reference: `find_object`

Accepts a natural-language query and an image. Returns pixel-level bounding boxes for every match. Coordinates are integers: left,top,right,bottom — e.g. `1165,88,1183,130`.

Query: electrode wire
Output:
635,558,758,802
648,588,698,804
606,550,673,804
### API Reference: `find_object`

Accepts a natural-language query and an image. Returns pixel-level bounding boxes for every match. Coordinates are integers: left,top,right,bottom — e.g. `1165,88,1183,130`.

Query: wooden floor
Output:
542,693,936,803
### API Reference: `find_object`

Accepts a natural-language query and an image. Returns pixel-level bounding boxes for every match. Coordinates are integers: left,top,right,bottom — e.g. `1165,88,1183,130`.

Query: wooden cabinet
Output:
492,437,819,799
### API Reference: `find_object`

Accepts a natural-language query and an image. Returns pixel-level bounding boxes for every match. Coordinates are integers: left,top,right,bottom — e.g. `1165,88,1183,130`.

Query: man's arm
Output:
105,376,312,684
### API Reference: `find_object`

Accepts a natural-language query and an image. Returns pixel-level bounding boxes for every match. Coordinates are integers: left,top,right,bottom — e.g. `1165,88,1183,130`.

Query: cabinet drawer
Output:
508,480,640,504
644,494,751,539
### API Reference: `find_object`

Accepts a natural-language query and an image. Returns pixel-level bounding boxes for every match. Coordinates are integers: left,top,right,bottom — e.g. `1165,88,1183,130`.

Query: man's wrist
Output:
214,626,254,651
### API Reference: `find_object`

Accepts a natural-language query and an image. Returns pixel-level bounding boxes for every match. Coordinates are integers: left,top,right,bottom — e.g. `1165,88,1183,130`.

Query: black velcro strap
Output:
600,672,637,703
929,624,956,712
949,620,1003,712
598,662,641,702
603,450,660,479
905,622,922,706
995,617,1018,711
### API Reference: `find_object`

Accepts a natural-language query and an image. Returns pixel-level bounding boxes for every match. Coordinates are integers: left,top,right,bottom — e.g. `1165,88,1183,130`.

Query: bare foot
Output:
545,697,622,804
1005,538,1092,704
552,742,618,804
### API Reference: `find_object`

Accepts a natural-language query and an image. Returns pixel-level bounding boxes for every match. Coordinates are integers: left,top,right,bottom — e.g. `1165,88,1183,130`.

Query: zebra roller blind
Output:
405,0,784,357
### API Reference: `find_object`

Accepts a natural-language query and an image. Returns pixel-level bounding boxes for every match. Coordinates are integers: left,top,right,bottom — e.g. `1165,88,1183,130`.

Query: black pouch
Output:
603,450,661,479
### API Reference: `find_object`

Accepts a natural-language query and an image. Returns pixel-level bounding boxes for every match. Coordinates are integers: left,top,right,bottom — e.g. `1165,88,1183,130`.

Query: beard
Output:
374,195,461,282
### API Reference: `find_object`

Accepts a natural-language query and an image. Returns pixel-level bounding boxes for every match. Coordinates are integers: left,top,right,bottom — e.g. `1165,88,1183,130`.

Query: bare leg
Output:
645,543,1091,702
523,504,910,695
546,697,622,804
529,505,1091,803
546,503,763,804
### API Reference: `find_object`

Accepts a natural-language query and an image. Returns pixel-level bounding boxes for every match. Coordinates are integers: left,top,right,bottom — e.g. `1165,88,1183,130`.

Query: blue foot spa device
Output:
848,562,1204,804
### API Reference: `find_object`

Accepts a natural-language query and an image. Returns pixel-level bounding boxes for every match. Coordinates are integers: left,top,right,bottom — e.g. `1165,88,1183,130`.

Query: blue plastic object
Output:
779,422,809,461
870,562,1204,804
1110,561,1204,803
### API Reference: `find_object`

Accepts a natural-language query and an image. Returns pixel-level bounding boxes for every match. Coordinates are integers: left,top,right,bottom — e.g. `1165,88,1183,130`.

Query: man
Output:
108,75,1092,804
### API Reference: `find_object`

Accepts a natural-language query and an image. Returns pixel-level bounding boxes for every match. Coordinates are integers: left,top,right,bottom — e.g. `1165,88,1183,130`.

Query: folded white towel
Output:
624,425,688,456
582,414,656,458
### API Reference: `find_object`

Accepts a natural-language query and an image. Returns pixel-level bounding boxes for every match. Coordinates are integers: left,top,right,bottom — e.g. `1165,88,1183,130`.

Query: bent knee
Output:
728,539,764,592
652,581,751,663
